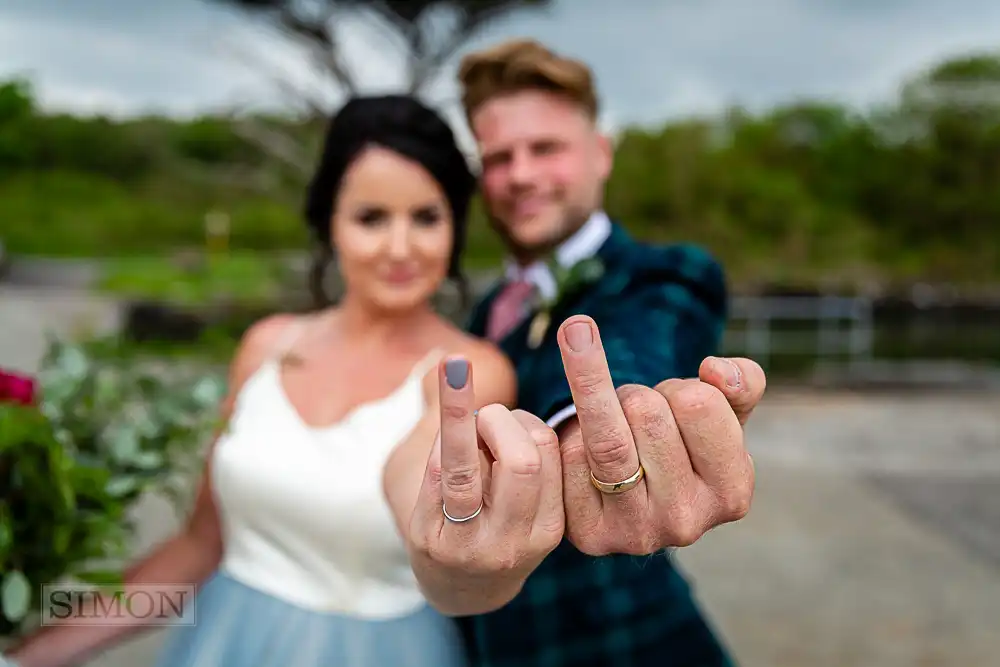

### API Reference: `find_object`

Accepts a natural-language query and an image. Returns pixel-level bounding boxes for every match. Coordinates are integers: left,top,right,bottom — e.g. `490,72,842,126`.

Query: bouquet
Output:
0,338,225,636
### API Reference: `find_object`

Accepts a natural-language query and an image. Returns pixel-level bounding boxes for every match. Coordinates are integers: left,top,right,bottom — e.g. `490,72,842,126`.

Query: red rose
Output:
0,369,37,406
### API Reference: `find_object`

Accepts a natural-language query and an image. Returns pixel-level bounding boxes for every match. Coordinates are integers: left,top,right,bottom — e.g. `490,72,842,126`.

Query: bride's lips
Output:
383,268,419,285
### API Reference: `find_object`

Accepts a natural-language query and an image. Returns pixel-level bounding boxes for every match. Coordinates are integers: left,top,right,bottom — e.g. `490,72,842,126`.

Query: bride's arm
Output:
382,344,516,546
4,315,296,667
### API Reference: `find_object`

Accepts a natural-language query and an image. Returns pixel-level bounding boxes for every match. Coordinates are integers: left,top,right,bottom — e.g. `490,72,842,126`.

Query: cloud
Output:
2,0,1000,127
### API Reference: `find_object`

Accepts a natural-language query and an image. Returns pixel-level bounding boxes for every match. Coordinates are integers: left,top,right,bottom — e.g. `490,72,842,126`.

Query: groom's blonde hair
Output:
458,39,599,122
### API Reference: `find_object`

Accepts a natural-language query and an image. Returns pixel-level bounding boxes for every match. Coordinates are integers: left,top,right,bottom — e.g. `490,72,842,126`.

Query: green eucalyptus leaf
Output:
1,334,221,637
73,569,124,587
105,475,140,498
191,376,225,408
57,343,90,378
543,255,606,308
131,450,165,470
1,570,31,622
107,426,140,465
53,524,73,556
93,368,120,407
131,406,159,439
574,257,606,283
0,508,12,556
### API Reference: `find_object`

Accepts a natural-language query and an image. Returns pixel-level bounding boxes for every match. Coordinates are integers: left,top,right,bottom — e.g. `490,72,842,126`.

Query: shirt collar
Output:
503,211,612,301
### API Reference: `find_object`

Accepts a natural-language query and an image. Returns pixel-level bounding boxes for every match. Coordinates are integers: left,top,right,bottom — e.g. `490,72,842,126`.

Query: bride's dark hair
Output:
303,95,476,309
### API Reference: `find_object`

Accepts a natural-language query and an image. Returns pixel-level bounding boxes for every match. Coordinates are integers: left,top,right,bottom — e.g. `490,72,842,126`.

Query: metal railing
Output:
721,295,875,369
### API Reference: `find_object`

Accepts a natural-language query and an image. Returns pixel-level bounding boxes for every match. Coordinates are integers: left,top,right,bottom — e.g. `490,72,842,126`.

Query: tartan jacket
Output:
459,222,736,667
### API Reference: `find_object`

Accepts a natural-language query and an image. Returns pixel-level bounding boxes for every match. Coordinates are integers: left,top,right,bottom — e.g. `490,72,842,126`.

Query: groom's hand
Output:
406,356,564,616
555,315,765,556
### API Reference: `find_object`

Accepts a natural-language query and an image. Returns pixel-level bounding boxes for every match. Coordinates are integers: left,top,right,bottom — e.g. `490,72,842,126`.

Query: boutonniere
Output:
527,256,606,348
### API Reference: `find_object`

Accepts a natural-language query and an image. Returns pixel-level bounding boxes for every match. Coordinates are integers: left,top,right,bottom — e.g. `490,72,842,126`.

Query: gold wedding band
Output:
589,464,645,495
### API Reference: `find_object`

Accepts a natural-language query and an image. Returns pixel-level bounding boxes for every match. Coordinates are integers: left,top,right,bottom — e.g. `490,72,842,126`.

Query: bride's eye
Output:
412,206,442,226
356,207,388,225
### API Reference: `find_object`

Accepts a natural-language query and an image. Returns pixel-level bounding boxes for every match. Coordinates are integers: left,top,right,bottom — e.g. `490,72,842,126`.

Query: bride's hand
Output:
407,356,565,615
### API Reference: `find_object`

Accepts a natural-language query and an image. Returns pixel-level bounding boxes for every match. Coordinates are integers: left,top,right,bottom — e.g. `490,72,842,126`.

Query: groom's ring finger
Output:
557,317,640,495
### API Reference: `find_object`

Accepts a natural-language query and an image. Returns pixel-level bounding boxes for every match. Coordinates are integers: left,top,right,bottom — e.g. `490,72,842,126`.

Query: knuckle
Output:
408,530,433,557
528,426,559,450
426,462,443,486
443,464,481,494
477,403,508,421
587,430,633,467
655,377,695,397
566,518,610,556
574,536,612,557
639,532,663,555
491,549,522,573
427,541,463,568
532,515,565,546
719,485,753,522
573,368,607,396
615,383,648,406
665,509,704,547
560,436,589,467
440,402,469,422
618,386,663,424
613,530,662,556
620,531,662,557
671,382,726,420
506,452,543,479
511,408,547,430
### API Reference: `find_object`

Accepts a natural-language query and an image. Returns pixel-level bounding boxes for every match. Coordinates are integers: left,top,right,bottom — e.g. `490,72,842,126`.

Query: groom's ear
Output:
595,132,614,180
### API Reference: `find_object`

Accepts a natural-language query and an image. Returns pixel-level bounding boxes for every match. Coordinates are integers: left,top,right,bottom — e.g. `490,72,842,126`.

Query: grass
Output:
82,330,239,366
96,252,298,307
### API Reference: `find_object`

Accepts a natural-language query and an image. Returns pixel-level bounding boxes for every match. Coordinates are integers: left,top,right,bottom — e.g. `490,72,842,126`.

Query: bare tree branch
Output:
210,0,551,99
219,37,331,118
230,116,313,176
203,0,551,175
275,4,358,93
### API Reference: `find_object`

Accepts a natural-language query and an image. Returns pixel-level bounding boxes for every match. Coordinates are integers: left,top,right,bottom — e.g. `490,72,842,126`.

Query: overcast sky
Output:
2,0,1000,131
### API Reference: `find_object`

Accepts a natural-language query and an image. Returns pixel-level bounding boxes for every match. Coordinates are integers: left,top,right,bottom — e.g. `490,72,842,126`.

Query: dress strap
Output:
410,347,446,379
272,316,310,363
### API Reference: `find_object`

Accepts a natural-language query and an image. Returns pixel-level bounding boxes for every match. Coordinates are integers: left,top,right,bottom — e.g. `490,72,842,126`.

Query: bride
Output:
3,95,516,667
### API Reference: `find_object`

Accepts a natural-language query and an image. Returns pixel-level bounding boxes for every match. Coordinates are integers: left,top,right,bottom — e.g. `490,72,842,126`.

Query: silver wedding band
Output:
442,499,483,523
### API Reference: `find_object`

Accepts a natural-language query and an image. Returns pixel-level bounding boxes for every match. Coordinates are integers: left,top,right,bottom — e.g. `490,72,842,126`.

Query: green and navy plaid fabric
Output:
461,222,735,667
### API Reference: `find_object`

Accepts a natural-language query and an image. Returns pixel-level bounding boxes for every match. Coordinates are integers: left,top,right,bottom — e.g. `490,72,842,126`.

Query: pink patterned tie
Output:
486,279,536,342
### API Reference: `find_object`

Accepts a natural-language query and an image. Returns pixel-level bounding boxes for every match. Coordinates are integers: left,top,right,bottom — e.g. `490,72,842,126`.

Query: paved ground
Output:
3,288,999,667
0,286,122,373
677,391,1000,667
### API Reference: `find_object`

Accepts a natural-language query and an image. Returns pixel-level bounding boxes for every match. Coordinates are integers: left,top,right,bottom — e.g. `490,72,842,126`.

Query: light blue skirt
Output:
154,571,470,667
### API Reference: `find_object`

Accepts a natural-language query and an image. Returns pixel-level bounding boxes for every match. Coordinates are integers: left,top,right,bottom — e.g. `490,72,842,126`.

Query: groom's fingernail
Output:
565,322,593,351
445,358,469,389
718,358,741,389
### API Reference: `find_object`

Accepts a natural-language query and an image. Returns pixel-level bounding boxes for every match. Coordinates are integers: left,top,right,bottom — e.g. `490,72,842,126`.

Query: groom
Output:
432,39,762,666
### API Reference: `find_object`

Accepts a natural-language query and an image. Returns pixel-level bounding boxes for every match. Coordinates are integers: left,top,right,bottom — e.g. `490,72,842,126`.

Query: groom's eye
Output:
532,140,561,155
481,150,510,169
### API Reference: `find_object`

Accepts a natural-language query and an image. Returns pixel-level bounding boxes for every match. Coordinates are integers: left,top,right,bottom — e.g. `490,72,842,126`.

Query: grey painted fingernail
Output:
445,359,469,389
